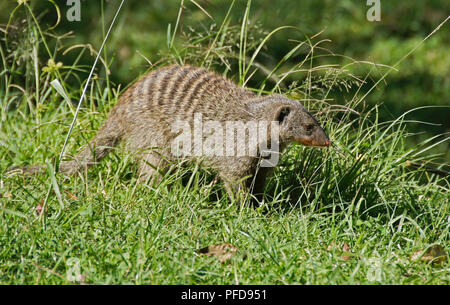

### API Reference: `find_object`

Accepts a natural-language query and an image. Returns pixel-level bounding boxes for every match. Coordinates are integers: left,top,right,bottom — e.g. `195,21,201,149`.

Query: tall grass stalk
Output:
0,1,448,284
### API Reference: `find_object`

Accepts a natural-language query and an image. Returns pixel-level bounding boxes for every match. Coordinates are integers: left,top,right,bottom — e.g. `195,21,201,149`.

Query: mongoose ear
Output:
275,106,291,125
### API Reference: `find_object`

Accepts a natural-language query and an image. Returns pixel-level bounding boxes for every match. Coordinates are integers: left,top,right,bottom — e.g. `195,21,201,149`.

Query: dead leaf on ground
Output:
36,199,47,216
65,191,79,201
197,243,240,264
411,245,447,264
326,242,336,251
326,241,353,261
341,242,352,261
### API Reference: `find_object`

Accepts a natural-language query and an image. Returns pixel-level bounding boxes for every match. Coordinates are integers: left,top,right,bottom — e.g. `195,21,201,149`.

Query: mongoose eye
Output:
277,107,291,124
306,124,315,132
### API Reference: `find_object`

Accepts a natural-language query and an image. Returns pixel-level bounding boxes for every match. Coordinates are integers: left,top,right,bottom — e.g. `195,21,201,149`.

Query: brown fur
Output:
11,65,331,202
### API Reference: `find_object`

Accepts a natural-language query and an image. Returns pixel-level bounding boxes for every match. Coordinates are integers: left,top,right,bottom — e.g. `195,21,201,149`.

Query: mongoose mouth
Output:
294,137,331,147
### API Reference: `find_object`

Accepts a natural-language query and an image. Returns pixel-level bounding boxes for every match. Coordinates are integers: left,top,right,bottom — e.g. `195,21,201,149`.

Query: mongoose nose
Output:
324,140,331,146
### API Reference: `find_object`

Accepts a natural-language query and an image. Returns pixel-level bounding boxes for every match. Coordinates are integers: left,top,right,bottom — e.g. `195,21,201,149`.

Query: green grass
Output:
0,1,449,284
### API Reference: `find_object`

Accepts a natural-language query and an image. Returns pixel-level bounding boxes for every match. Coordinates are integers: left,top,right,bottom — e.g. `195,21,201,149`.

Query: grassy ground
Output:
0,1,448,284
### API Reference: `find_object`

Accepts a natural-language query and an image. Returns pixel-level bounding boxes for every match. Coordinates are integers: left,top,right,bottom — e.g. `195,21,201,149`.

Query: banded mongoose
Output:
13,65,331,201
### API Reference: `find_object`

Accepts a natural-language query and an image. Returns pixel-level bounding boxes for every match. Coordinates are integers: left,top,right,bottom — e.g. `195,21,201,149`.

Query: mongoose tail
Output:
6,95,127,177
58,107,125,175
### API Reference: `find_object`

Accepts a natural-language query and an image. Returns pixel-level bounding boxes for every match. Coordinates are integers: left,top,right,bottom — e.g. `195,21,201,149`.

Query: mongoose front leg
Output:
218,157,260,205
249,165,272,204
222,177,250,204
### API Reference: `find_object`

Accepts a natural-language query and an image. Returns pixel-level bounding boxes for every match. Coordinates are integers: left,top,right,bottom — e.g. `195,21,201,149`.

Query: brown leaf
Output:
327,241,336,251
65,191,79,201
411,245,447,264
35,199,47,216
326,241,353,261
197,243,239,264
341,242,352,261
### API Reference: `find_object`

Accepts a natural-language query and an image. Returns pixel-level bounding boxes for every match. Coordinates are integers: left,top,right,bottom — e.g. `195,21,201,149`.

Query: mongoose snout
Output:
271,98,331,147
11,65,331,203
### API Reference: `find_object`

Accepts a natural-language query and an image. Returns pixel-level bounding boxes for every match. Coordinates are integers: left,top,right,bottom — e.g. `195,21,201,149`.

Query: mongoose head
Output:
247,94,331,147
